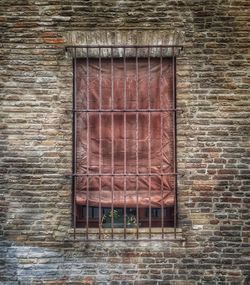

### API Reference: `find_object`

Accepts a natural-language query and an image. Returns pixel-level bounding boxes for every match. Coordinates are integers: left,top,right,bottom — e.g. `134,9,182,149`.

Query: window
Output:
67,45,181,240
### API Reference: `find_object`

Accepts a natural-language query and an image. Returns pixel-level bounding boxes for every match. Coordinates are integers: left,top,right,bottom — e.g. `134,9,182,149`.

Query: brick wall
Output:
1,1,249,284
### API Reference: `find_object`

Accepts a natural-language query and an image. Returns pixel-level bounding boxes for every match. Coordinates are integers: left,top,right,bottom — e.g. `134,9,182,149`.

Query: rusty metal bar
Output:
71,173,180,177
65,44,183,49
86,47,89,240
71,109,182,112
123,47,127,240
98,47,102,240
148,47,152,239
73,238,184,242
78,239,183,242
73,47,77,240
160,47,164,239
111,47,114,240
172,47,177,239
136,47,139,239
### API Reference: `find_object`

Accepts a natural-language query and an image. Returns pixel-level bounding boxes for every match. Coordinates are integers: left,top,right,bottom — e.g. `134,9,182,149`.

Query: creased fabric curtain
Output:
76,58,174,207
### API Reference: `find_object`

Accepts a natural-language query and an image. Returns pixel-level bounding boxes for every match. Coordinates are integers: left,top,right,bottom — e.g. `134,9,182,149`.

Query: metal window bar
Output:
86,48,89,240
172,47,178,239
135,47,139,240
98,47,102,239
71,109,182,112
71,173,179,177
68,45,182,241
123,47,127,240
147,47,152,239
111,48,114,239
160,47,164,239
72,47,77,240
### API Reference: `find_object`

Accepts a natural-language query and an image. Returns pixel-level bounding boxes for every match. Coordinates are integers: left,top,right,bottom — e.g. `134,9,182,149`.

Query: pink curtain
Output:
76,58,174,207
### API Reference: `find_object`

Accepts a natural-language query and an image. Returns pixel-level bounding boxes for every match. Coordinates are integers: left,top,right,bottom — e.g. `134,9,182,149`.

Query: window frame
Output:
66,45,182,241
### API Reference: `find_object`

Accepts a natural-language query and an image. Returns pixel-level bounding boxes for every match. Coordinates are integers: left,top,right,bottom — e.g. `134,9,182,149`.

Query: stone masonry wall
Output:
1,0,249,284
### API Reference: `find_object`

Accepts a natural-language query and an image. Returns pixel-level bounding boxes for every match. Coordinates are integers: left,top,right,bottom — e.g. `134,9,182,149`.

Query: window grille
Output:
66,45,183,240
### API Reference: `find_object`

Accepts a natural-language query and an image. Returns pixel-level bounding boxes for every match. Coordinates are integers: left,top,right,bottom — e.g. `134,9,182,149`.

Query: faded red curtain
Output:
76,58,174,208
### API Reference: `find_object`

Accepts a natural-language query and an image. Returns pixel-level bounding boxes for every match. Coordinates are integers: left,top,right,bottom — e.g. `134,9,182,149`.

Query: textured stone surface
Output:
1,0,250,284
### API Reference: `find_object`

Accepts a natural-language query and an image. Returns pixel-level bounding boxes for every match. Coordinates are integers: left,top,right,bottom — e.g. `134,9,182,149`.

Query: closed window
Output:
68,46,180,240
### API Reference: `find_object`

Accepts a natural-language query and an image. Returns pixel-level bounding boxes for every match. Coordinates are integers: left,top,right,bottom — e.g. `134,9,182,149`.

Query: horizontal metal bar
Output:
71,108,183,113
70,238,185,242
65,44,183,50
70,173,180,177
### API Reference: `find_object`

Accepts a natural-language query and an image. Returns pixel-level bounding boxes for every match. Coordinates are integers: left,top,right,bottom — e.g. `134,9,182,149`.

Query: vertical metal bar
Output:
98,47,102,240
135,47,139,240
172,47,177,238
160,47,164,239
148,47,152,239
73,47,77,240
111,47,114,240
123,47,127,240
86,47,89,240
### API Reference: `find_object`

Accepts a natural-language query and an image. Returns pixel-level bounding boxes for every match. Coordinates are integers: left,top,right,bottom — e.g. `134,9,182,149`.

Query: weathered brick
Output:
1,0,249,284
